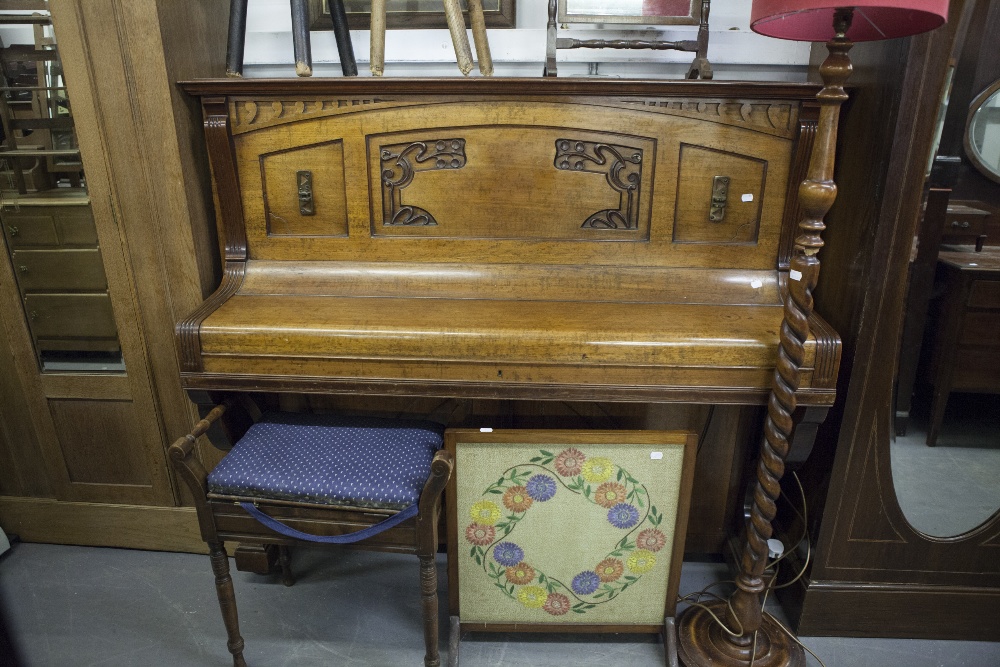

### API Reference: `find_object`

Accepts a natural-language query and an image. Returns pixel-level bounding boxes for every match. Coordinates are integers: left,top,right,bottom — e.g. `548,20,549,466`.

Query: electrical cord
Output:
676,470,825,665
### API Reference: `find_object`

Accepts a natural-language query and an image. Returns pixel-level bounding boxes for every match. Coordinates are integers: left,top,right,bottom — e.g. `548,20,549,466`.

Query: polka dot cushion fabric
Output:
206,413,444,510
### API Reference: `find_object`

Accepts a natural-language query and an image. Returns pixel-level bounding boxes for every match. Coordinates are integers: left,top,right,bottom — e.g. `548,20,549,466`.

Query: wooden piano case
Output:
177,78,840,408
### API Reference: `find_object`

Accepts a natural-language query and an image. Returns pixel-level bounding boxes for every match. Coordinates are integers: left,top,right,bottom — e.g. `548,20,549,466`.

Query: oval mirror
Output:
965,80,1000,183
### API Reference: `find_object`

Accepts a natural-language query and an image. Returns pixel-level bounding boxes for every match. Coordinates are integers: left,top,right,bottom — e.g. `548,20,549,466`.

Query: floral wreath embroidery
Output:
464,447,666,616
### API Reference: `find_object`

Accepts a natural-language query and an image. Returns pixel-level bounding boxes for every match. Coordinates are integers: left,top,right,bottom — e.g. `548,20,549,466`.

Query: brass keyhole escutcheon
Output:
709,176,729,223
297,170,315,216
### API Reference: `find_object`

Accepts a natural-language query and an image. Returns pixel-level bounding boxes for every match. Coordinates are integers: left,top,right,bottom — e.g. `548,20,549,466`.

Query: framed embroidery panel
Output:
446,429,697,633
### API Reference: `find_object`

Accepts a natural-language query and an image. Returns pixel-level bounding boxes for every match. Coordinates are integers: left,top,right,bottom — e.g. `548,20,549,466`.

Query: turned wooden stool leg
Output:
225,0,249,77
277,545,295,587
209,541,248,667
419,554,441,667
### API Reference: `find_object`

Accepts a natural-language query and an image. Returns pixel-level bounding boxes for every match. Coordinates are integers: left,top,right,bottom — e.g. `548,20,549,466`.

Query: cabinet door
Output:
0,12,174,508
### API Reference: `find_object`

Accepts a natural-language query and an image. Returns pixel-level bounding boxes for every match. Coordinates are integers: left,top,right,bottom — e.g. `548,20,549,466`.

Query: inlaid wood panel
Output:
48,398,152,486
261,140,348,236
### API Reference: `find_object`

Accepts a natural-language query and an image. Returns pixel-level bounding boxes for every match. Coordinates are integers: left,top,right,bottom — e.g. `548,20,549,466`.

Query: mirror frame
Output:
964,79,1000,185
557,0,702,25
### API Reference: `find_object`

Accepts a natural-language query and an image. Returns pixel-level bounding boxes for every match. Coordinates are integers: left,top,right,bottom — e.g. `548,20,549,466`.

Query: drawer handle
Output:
951,220,971,229
7,225,17,237
29,310,37,321
297,170,314,216
18,265,27,274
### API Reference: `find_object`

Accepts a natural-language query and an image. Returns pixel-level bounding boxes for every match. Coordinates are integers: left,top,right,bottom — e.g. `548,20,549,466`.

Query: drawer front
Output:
12,248,108,292
1,205,96,247
943,211,987,236
3,214,59,247
23,293,118,340
54,210,99,245
959,312,1000,347
968,280,1000,309
951,348,1000,391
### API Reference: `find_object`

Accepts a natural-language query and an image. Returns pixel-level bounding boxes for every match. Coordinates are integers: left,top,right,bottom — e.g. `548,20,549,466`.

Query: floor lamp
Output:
676,1,949,666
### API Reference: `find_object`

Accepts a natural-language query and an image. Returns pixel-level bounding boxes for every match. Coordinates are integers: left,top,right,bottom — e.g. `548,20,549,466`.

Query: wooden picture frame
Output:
308,0,516,31
446,429,697,639
558,0,702,26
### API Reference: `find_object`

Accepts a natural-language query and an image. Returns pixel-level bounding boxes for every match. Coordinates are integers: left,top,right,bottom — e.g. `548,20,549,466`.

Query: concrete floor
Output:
1,542,999,667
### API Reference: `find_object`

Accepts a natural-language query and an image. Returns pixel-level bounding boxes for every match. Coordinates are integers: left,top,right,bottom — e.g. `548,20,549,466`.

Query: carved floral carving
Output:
380,139,467,226
554,139,643,230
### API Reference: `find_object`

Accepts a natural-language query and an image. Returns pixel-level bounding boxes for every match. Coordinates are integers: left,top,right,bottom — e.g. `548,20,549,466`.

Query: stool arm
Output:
416,449,454,555
168,403,229,542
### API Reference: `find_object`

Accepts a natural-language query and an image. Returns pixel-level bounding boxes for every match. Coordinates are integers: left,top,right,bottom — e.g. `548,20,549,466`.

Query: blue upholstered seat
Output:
206,413,444,510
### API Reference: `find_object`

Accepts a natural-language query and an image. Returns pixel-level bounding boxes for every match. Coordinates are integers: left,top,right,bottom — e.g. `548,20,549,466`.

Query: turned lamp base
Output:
676,601,805,667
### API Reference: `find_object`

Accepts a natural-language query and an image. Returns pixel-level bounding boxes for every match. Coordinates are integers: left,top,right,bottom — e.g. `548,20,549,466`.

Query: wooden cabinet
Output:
925,250,1000,445
942,202,990,247
0,0,229,551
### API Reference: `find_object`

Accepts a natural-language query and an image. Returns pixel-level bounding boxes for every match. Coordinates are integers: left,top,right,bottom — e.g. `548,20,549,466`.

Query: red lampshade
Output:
750,0,948,41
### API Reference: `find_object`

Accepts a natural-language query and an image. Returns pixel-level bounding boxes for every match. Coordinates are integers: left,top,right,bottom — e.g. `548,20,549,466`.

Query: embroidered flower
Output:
607,502,640,529
543,592,571,616
595,557,624,582
636,528,667,553
469,500,501,526
505,562,536,585
581,457,614,483
465,523,496,546
525,474,557,502
517,586,548,609
571,570,601,595
594,482,628,508
627,549,657,574
493,542,524,567
502,485,533,513
554,448,586,477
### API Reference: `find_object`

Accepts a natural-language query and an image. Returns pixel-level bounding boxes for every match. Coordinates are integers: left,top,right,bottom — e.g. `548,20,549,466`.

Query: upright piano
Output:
177,78,840,416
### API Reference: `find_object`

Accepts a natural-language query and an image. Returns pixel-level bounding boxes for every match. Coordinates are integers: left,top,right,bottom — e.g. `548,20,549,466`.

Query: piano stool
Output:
168,399,454,667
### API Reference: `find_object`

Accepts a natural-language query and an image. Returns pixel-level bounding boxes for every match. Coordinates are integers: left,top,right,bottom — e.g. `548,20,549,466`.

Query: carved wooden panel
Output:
230,98,399,133
620,99,799,139
229,94,794,269
370,127,654,240
261,141,349,237
554,139,643,229
673,144,766,245
380,139,468,226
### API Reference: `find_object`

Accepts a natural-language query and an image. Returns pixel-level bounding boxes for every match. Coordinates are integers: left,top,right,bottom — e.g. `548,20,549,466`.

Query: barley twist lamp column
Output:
676,1,949,666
